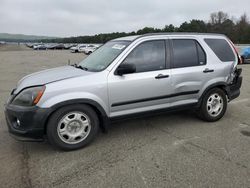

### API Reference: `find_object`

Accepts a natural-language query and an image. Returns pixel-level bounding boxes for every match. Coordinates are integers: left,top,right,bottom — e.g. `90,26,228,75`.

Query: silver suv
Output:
4,33,242,150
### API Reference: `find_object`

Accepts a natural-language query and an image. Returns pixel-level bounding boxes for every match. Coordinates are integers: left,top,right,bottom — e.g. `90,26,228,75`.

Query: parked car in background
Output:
69,45,78,52
33,44,47,50
26,43,102,53
64,44,75,49
4,33,242,150
78,45,89,53
47,43,65,50
82,45,98,55
241,47,250,64
70,44,86,53
26,43,40,48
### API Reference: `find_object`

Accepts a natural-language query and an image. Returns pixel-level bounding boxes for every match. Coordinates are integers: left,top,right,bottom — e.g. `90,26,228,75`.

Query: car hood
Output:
15,66,91,94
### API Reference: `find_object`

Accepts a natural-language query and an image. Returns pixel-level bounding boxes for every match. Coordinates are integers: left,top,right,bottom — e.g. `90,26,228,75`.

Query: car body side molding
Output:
112,90,199,107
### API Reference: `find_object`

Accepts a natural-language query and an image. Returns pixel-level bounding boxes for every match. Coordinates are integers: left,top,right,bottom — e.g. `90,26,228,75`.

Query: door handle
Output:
155,74,169,79
203,68,214,73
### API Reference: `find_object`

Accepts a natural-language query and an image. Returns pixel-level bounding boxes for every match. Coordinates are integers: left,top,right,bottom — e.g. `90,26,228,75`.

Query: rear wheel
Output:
198,88,227,122
47,104,99,151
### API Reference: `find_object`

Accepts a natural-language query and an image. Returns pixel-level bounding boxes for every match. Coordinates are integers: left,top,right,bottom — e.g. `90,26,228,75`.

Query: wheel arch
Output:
198,82,229,107
43,99,109,134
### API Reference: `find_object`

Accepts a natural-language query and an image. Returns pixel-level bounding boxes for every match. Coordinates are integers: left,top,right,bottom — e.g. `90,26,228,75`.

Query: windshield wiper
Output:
71,64,88,71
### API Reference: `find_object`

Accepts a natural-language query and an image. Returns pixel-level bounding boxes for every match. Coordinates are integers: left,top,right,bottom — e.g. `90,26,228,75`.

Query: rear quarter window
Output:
204,38,235,62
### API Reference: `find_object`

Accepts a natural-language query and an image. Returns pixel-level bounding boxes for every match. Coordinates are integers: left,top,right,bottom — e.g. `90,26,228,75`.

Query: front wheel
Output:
198,88,227,122
47,104,99,151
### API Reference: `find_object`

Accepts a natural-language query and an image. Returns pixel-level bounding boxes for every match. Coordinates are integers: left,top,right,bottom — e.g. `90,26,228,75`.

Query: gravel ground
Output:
0,45,250,188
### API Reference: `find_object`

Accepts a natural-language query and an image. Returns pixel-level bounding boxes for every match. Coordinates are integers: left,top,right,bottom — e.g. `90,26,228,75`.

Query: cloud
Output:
0,0,249,37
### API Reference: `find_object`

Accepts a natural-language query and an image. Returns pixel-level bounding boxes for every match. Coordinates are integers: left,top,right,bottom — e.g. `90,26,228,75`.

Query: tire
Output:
197,88,227,122
47,104,99,151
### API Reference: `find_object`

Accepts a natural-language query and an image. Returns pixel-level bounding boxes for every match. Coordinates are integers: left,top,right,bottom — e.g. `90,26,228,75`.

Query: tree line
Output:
44,11,250,44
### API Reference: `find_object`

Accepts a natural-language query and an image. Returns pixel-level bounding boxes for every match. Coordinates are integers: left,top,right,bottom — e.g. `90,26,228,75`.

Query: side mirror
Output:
116,64,136,76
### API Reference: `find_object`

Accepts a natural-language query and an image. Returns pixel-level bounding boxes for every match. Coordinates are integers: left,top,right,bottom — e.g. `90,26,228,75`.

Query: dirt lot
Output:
0,45,250,188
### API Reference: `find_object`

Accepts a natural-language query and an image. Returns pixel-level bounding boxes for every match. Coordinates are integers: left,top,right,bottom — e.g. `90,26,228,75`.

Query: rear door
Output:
169,38,214,106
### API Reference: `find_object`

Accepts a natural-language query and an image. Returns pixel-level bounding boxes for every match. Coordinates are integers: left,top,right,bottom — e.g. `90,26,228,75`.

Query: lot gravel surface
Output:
0,45,250,188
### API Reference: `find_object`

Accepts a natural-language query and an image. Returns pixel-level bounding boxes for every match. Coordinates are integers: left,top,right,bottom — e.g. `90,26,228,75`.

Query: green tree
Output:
163,24,176,32
178,20,207,32
40,11,250,44
236,13,250,43
136,27,160,35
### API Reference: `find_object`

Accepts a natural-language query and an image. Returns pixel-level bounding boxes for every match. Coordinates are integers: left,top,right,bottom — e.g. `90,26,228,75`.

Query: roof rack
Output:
133,32,226,41
142,32,225,37
113,32,226,42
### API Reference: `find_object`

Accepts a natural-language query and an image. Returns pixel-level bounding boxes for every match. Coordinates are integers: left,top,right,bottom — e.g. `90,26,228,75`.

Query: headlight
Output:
12,86,45,106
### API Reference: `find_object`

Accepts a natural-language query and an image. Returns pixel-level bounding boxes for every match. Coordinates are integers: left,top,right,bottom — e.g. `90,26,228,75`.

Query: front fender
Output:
38,92,109,116
38,93,110,132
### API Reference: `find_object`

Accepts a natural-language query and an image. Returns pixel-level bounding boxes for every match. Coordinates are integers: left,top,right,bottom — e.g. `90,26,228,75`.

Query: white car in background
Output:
82,45,96,55
83,44,101,55
70,44,102,54
78,45,90,53
33,44,47,50
70,44,87,53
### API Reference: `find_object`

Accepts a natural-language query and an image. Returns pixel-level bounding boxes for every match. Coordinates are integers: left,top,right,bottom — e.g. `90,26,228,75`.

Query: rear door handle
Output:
203,68,214,73
155,74,169,79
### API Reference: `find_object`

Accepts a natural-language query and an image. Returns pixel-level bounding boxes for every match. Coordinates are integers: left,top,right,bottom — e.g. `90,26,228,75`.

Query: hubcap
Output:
57,112,91,144
207,93,223,117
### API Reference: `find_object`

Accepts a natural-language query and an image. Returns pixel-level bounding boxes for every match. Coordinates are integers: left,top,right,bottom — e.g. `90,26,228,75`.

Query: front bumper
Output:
4,104,50,141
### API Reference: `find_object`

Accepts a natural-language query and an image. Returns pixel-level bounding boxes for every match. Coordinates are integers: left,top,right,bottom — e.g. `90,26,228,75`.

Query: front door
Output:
108,40,172,117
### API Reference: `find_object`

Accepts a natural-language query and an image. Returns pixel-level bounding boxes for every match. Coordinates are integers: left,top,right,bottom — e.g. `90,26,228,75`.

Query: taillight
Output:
228,39,242,64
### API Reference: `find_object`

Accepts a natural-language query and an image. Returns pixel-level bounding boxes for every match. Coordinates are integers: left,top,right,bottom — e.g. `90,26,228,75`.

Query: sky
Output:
0,0,249,37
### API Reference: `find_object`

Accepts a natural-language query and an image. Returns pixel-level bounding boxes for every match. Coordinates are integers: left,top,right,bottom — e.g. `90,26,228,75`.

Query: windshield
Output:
78,41,130,72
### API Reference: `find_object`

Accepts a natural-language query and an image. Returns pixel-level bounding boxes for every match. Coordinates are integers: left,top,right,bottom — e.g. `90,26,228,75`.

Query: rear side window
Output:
204,38,235,62
172,39,206,68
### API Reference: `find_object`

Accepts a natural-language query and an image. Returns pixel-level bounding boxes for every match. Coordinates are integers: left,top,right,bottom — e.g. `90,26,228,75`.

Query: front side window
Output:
172,39,206,68
122,40,166,73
